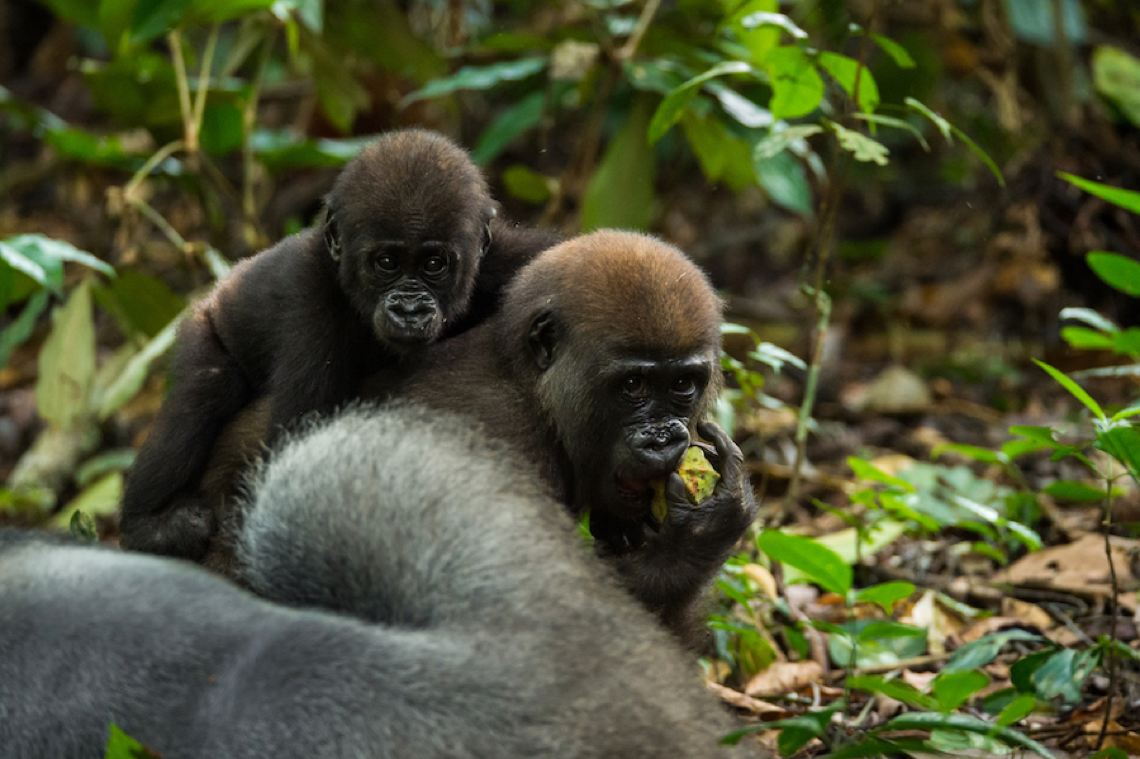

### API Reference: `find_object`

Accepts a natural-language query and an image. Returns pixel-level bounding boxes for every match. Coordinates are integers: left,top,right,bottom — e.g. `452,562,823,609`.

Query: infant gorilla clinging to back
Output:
119,128,560,561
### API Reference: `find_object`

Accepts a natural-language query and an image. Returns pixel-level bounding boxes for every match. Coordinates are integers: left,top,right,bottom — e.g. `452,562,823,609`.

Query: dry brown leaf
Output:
706,682,788,717
742,563,779,601
744,661,825,697
999,598,1054,631
994,533,1140,611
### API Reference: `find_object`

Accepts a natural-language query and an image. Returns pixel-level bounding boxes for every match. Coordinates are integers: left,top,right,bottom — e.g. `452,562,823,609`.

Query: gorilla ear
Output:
527,311,558,371
322,206,341,263
479,207,498,259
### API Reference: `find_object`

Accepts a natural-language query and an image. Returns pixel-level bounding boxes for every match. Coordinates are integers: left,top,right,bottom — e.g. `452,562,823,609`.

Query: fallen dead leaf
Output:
744,661,826,697
706,682,789,717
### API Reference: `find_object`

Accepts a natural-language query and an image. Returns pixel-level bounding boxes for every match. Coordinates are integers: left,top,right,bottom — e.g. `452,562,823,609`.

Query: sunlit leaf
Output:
764,46,824,119
758,529,851,595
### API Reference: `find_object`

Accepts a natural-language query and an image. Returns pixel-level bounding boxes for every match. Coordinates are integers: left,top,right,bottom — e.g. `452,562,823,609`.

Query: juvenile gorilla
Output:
119,128,559,562
0,405,758,759
203,231,757,646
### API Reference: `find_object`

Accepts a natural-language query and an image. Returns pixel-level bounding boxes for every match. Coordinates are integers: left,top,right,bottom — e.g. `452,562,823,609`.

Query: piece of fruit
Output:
650,446,720,522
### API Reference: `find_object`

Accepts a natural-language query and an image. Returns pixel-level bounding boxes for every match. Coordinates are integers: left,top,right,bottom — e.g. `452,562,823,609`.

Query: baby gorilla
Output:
0,404,761,758
119,129,537,562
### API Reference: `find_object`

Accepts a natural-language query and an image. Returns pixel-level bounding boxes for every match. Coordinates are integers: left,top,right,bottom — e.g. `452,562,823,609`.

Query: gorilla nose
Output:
632,424,689,473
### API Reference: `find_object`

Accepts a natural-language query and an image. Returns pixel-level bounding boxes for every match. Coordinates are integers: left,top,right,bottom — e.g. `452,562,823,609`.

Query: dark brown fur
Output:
199,231,756,646
119,128,560,561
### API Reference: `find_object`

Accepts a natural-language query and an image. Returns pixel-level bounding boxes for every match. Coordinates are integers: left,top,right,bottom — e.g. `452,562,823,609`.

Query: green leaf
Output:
647,61,752,144
1086,252,1140,296
104,723,157,759
471,91,546,165
995,693,1037,727
753,150,813,217
818,52,879,113
1043,480,1106,502
1096,420,1140,477
1061,306,1120,333
758,530,852,595
847,457,914,492
829,122,889,165
931,670,989,711
881,712,1054,757
401,58,546,105
847,675,939,710
580,97,656,232
764,46,824,120
501,165,553,205
870,33,916,69
1059,173,1140,215
943,629,1044,674
1031,648,1098,704
36,279,97,429
1092,46,1140,127
854,581,914,613
0,290,50,369
752,124,823,161
1034,359,1104,419
129,0,193,47
737,11,807,39
52,472,123,530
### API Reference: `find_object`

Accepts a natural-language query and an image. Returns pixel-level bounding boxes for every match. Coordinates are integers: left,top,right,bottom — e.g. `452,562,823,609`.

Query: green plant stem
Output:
620,0,662,60
124,140,185,201
191,25,221,147
168,31,196,154
243,31,276,248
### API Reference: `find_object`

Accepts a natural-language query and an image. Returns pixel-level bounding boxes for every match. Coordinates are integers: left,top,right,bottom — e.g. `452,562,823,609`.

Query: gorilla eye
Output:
672,377,698,401
621,376,648,400
422,255,449,277
375,255,399,273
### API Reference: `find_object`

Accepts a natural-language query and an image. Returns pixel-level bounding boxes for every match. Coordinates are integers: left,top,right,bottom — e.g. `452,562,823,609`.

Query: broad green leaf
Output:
252,130,373,171
1059,173,1140,215
854,581,914,614
1043,480,1106,502
943,629,1044,674
931,670,989,711
847,457,914,492
97,310,184,420
1031,648,1098,704
52,472,123,530
1086,252,1140,296
758,530,851,595
129,0,193,46
471,91,546,165
818,52,879,113
752,124,823,161
870,33,916,69
647,61,752,144
764,46,824,120
753,150,813,217
1034,359,1104,419
995,693,1038,727
37,279,97,428
1097,420,1140,477
501,165,553,205
881,712,1053,757
847,675,938,710
580,97,655,232
679,111,755,191
1093,46,1140,127
402,58,546,105
829,122,889,165
0,290,50,368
